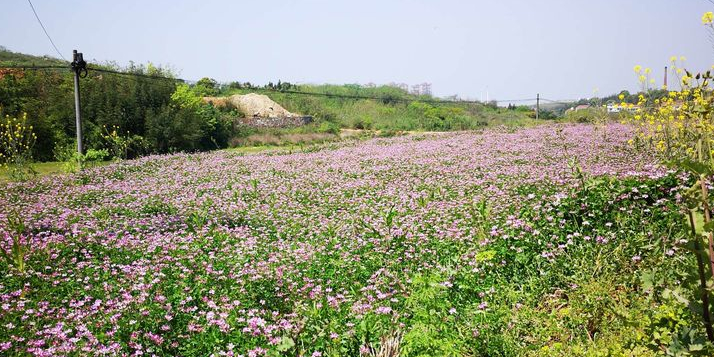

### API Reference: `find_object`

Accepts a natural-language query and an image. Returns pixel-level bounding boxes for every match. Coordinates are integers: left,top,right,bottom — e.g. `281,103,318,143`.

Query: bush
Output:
100,125,150,160
354,116,373,130
629,48,714,348
193,77,219,96
317,121,341,135
144,85,235,152
196,105,234,150
146,105,203,153
563,108,612,124
60,148,109,172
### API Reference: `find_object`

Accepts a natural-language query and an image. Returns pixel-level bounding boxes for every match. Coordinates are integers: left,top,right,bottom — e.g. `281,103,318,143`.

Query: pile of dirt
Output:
204,93,299,118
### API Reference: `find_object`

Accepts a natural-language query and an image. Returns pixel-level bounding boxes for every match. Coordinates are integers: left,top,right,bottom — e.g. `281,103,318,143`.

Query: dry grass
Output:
361,331,402,357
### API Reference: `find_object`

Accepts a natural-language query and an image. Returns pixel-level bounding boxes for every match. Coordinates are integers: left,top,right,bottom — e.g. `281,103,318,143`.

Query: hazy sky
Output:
2,0,713,102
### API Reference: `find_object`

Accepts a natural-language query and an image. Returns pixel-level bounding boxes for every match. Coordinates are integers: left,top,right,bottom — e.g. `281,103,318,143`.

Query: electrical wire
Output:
0,65,581,106
87,66,184,82
0,65,68,70
540,98,579,105
256,88,450,104
26,0,67,62
250,89,543,105
0,66,555,105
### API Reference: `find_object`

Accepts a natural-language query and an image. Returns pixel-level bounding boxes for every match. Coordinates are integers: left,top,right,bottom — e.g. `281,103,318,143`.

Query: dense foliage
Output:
0,49,234,161
1,124,710,356
629,52,714,345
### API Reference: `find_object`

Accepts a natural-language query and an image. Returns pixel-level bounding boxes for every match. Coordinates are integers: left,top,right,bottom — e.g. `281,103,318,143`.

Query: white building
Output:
606,102,639,113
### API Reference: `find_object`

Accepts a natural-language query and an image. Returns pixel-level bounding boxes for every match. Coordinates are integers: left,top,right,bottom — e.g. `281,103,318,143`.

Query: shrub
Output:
0,212,29,274
193,77,219,96
317,121,341,135
145,105,203,153
564,108,603,123
60,148,109,172
101,125,150,159
354,116,373,130
630,47,714,346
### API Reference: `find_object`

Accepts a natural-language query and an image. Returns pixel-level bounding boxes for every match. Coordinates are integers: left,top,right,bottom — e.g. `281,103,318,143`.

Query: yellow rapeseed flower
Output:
634,65,643,74
703,11,714,24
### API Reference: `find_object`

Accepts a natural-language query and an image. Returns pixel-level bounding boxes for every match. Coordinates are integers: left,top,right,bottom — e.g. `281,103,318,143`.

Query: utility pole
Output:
536,93,540,120
664,66,668,88
71,50,86,155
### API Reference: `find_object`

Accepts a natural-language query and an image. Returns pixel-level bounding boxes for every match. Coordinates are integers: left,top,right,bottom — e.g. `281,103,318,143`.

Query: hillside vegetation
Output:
223,84,537,132
0,48,235,161
0,46,66,66
0,48,539,163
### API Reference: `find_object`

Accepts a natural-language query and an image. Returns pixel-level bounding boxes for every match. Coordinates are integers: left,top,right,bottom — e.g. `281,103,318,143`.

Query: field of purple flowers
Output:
0,123,707,356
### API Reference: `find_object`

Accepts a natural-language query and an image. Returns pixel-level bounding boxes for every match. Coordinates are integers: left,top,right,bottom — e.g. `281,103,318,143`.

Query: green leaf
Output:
641,271,655,291
474,250,496,263
703,220,714,232
276,336,295,352
689,343,704,351
670,289,690,305
688,211,706,235
671,158,712,175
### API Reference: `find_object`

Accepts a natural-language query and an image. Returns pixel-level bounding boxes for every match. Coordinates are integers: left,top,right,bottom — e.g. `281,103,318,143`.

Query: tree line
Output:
0,61,237,161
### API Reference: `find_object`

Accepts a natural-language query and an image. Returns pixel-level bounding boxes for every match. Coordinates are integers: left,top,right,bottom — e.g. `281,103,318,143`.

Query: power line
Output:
87,66,184,82
250,88,544,105
493,98,538,103
257,88,427,103
540,98,579,105
0,65,68,70
26,0,67,61
0,65,182,86
0,65,581,105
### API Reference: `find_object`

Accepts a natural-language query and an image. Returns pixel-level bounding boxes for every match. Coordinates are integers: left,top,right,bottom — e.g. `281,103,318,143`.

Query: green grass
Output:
0,145,285,182
223,145,278,154
223,144,307,155
0,161,66,182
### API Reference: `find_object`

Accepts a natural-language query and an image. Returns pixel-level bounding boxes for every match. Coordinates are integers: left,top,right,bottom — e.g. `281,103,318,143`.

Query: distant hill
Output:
0,46,66,66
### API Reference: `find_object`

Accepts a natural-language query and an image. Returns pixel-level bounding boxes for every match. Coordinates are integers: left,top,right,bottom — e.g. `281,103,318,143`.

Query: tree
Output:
194,77,219,96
